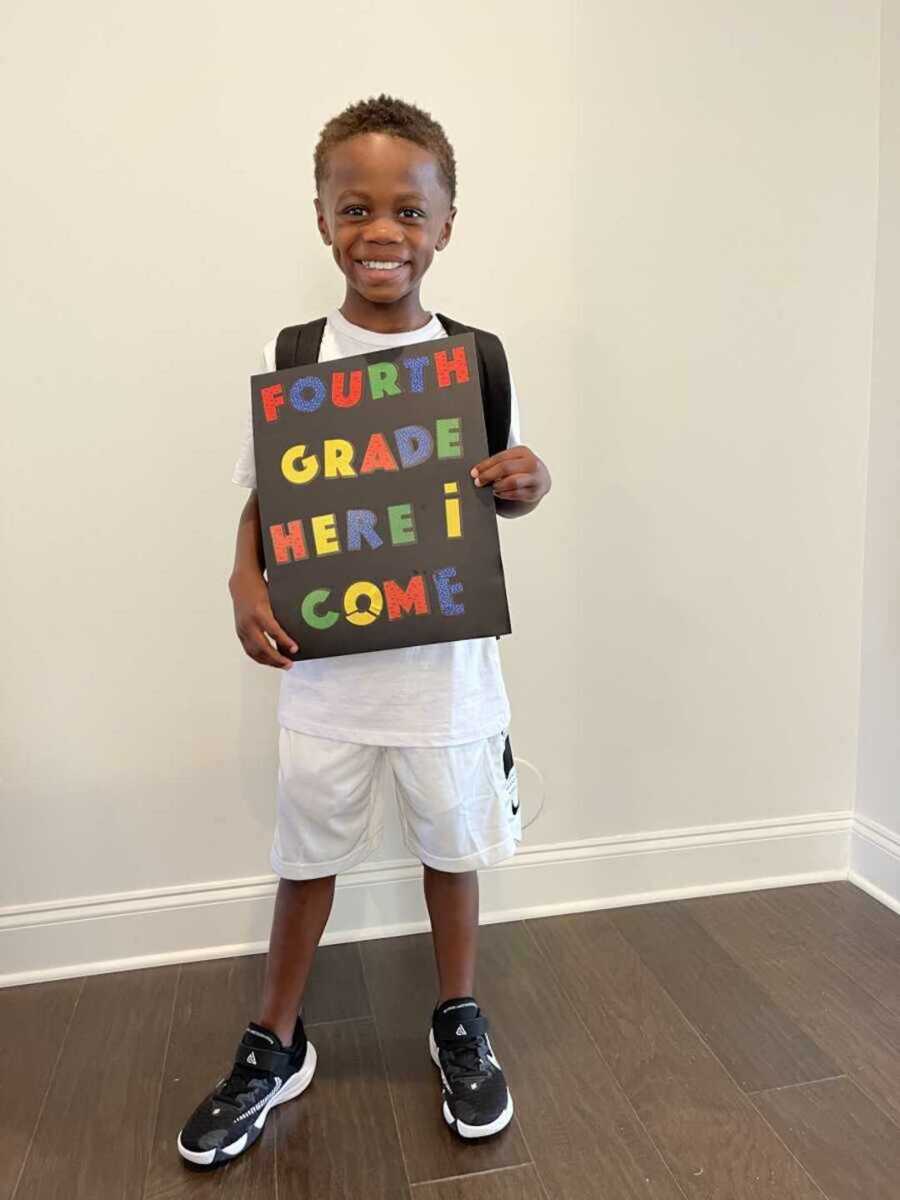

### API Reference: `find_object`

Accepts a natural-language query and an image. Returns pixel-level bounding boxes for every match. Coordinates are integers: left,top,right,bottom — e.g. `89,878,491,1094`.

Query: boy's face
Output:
315,133,456,308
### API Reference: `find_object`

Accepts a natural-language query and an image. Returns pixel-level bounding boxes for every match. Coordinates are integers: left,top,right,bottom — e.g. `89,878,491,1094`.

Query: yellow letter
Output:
443,481,462,538
323,438,357,479
344,580,383,626
311,513,340,556
281,444,320,485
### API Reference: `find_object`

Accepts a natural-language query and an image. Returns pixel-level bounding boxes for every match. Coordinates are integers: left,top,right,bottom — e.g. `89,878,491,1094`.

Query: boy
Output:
178,95,551,1168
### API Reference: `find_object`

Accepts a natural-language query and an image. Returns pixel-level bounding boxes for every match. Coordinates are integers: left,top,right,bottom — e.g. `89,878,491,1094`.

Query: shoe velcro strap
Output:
436,1014,488,1041
234,1040,292,1075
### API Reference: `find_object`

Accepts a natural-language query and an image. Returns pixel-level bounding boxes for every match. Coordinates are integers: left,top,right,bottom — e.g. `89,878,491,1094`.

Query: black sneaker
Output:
177,1016,316,1167
428,996,514,1139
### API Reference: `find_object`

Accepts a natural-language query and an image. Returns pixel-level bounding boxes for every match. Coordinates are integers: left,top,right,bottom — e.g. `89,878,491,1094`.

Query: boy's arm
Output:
471,361,549,517
228,490,298,668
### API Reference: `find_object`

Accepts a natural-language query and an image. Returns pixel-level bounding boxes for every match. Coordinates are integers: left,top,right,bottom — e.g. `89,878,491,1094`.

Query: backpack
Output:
274,315,512,457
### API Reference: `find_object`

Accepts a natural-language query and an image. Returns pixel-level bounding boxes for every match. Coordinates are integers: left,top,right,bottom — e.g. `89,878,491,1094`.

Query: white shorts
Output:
271,727,522,879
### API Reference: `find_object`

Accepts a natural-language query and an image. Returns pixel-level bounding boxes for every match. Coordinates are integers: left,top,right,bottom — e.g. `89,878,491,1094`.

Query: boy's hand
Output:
229,569,298,669
471,445,551,507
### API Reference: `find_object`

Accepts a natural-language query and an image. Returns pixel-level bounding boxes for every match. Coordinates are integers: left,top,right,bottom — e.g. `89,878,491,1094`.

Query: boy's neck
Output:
339,287,433,335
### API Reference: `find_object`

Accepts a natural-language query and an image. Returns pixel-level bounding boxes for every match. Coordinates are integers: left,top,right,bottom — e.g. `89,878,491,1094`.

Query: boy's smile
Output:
315,132,456,332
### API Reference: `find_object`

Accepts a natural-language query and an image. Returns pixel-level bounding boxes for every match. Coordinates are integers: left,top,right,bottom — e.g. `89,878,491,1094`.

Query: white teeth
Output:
361,260,404,270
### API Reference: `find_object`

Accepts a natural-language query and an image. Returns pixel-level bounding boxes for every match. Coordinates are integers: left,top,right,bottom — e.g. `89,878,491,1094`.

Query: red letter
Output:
270,520,308,564
434,346,470,388
331,370,363,408
384,575,430,621
261,384,285,423
359,432,399,474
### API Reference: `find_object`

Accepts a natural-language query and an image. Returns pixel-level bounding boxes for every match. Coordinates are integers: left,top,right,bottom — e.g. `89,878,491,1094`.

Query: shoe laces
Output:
440,1032,491,1082
213,1061,271,1107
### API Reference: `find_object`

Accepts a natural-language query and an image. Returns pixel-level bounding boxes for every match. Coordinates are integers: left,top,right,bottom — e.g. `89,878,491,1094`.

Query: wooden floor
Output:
3,881,900,1199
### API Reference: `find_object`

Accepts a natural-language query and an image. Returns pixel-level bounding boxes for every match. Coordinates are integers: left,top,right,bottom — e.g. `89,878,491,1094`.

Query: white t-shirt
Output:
232,307,521,747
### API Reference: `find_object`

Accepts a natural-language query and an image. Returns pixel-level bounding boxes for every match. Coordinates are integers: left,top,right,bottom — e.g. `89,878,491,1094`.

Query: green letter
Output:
367,361,401,399
301,588,339,630
435,417,463,458
387,503,417,545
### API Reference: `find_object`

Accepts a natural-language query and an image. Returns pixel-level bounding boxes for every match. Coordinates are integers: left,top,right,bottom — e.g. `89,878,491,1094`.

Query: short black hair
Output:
314,94,457,204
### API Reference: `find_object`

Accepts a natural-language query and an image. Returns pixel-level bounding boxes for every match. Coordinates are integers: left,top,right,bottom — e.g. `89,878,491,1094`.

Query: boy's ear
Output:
314,197,332,246
436,206,457,251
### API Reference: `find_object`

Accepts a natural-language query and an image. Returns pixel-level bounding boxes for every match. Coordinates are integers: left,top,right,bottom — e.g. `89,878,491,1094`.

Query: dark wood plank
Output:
303,941,371,1025
681,890,810,962
757,886,900,1017
771,881,900,946
743,950,900,1123
14,965,179,1200
472,921,684,1200
143,955,275,1200
754,1076,900,1200
685,885,899,969
412,1164,546,1198
360,932,530,1185
814,882,900,942
610,902,839,1091
274,1017,409,1199
527,910,825,1199
0,977,83,1200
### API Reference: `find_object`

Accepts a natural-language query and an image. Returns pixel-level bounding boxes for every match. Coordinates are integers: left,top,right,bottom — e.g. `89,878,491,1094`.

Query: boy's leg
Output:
260,729,385,1042
422,865,479,1002
391,736,518,1138
257,874,336,1046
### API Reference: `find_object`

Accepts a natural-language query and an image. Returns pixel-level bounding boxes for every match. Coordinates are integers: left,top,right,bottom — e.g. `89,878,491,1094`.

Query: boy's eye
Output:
339,205,426,219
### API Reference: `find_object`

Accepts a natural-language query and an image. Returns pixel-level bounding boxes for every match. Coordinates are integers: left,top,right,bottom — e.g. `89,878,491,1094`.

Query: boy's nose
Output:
364,219,404,242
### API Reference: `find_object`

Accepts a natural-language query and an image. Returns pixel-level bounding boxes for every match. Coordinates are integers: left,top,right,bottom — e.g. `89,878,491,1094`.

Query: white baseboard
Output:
849,814,900,915
0,810,853,988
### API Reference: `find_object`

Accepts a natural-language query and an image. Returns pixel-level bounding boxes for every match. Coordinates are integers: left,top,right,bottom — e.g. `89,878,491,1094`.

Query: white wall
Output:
576,1,879,835
853,0,900,904
0,1,886,982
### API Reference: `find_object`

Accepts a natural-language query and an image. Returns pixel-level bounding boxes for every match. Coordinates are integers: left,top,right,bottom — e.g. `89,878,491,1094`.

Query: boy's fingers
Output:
237,619,294,667
261,612,299,655
496,487,538,503
243,626,294,669
492,471,534,495
473,459,519,487
471,450,509,473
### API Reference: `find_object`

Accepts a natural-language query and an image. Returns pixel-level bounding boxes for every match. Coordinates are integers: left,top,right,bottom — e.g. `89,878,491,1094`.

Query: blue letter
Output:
346,509,383,552
289,375,326,413
402,355,429,393
433,566,465,616
394,424,434,468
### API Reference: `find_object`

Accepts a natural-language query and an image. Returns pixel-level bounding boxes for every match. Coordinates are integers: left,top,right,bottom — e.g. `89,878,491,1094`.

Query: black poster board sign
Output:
251,332,511,661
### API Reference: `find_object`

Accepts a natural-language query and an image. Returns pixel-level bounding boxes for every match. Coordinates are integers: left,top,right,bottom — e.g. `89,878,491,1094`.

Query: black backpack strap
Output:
275,317,327,370
436,314,511,457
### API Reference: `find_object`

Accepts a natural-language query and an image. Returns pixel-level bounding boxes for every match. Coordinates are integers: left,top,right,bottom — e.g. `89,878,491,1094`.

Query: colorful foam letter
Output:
367,361,401,399
384,575,430,620
331,370,363,408
270,520,308,564
289,376,326,413
344,581,383,627
434,346,469,388
260,384,284,423
433,566,465,615
394,425,434,468
301,588,338,630
346,509,383,552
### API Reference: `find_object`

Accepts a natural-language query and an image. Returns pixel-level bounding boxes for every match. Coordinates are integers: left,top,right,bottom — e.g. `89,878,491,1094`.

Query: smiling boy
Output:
177,95,551,1168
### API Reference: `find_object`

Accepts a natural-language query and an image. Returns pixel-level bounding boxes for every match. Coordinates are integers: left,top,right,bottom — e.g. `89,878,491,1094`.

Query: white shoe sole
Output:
177,1040,317,1167
428,1028,514,1139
